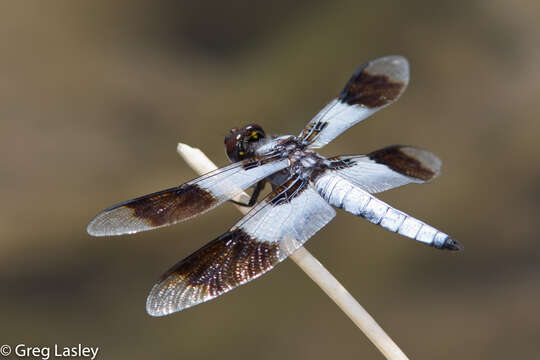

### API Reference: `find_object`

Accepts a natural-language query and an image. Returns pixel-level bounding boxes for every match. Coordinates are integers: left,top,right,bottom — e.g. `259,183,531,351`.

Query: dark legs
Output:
230,180,265,207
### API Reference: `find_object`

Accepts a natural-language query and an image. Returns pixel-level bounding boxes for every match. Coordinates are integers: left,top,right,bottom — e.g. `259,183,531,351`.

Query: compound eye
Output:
225,131,244,162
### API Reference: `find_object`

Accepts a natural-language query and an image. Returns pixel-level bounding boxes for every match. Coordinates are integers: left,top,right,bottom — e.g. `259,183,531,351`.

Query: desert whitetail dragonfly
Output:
87,55,462,317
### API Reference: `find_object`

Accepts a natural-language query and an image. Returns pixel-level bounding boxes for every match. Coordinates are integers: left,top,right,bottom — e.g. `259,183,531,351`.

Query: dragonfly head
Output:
225,124,266,162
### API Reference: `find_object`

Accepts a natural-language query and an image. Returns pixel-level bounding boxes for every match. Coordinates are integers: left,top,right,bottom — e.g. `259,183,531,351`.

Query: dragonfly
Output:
87,55,462,317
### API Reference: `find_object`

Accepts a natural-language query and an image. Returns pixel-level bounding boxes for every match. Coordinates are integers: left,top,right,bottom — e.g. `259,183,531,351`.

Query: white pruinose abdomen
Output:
314,172,453,249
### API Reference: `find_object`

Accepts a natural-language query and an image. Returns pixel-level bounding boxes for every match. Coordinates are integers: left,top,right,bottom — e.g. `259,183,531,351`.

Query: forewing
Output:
146,177,336,316
87,156,288,236
300,56,409,149
327,145,441,194
313,169,462,251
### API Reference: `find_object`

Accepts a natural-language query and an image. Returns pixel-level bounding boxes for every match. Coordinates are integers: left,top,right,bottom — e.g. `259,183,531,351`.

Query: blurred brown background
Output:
1,1,539,359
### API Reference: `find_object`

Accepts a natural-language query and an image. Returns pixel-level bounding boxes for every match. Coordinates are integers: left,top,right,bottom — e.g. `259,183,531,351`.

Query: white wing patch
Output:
236,184,336,259
330,155,423,193
301,100,378,149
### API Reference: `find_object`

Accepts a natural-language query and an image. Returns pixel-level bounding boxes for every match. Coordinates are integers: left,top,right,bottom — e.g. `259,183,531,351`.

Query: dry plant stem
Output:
177,143,409,360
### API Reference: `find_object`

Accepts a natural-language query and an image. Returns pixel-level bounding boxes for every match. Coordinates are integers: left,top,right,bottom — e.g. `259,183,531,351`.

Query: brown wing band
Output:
125,184,217,227
368,146,436,181
339,66,405,108
161,228,280,293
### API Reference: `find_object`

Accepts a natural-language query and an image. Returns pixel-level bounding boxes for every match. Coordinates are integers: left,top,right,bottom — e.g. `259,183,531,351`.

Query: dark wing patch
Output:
339,64,406,108
368,145,441,181
86,184,216,236
146,229,280,316
126,184,216,227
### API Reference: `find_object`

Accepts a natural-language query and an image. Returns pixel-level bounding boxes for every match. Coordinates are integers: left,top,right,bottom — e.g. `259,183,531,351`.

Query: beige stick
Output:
177,143,409,360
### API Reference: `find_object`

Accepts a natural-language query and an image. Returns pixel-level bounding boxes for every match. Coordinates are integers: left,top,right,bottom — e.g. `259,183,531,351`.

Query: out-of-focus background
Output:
1,1,539,359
